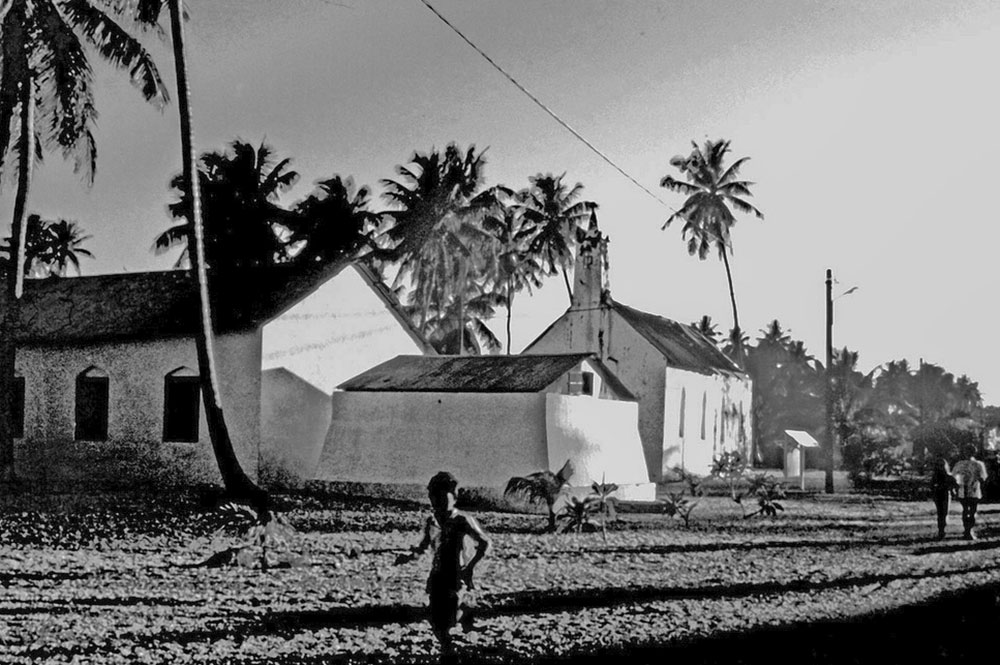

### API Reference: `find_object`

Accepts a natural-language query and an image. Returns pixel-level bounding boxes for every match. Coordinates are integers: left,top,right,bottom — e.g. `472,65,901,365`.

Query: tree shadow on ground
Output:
549,533,935,558
0,570,93,583
222,581,1000,664
32,560,996,664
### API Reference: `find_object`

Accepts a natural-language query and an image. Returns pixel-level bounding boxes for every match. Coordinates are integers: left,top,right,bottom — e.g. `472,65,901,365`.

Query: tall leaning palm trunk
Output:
165,0,267,514
0,70,34,482
719,246,741,360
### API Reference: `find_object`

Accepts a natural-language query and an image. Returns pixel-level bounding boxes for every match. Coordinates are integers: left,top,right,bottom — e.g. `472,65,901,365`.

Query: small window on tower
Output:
581,371,594,396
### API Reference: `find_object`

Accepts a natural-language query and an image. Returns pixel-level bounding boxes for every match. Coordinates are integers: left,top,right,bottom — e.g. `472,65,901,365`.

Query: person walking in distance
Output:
952,444,988,540
929,454,956,539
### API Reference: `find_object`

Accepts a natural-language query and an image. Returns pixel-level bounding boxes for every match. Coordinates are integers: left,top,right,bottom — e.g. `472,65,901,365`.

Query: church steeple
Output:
571,211,610,310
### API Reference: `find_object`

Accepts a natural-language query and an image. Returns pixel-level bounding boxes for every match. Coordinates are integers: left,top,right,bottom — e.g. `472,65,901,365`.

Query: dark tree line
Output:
698,316,994,480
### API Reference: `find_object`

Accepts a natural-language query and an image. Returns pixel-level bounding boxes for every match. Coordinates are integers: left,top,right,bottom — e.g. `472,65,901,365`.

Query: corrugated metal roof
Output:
5,261,430,347
338,353,632,395
610,300,745,377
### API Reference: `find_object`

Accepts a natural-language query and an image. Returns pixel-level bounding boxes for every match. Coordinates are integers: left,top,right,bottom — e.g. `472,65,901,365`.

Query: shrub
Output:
590,477,619,541
558,496,599,534
843,434,908,489
504,459,574,533
711,450,749,510
199,503,301,571
744,473,786,518
659,492,698,527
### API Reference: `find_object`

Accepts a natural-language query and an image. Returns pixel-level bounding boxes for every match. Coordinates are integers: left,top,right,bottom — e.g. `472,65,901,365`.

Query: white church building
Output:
524,227,753,479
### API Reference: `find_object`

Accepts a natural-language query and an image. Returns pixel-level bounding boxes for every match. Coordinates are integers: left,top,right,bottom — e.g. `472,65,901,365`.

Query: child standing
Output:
395,471,491,657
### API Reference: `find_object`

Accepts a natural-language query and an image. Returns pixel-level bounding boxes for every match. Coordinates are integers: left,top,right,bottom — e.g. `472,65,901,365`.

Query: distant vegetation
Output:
698,315,997,485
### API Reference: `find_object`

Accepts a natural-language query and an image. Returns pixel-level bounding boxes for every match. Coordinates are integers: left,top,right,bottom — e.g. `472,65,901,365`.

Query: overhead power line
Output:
417,0,672,211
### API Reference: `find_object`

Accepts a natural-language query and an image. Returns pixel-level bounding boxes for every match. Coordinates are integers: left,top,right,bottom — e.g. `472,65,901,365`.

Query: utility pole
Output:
825,269,835,494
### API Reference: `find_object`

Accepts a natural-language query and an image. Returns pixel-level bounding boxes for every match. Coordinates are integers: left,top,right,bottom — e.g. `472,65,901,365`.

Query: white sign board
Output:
784,429,820,448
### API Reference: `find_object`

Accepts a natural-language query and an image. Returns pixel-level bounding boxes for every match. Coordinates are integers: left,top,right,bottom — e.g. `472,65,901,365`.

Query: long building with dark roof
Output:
5,261,432,489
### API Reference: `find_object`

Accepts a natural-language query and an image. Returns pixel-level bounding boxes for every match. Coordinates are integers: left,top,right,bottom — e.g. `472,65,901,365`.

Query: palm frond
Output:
659,175,701,196
727,196,764,219
61,0,169,106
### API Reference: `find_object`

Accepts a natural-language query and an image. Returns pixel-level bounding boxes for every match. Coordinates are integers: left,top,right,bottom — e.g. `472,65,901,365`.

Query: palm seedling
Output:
590,475,619,541
199,503,298,571
504,459,574,532
559,495,599,534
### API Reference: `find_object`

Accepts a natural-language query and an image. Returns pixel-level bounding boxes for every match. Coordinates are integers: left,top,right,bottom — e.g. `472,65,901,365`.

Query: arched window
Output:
75,367,109,441
719,397,726,442
678,388,686,438
11,375,25,438
700,392,707,440
164,367,200,442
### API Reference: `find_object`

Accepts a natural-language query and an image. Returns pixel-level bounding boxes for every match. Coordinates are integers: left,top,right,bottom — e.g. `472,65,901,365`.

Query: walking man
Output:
952,444,988,540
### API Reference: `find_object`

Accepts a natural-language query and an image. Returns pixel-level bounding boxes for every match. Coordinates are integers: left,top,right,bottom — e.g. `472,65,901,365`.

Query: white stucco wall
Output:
260,367,331,486
260,266,426,394
545,394,655,501
525,308,668,481
15,331,261,488
663,367,753,476
318,392,549,487
259,266,428,484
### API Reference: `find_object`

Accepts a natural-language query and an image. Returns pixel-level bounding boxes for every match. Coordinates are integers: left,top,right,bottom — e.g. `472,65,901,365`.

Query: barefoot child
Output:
394,471,491,655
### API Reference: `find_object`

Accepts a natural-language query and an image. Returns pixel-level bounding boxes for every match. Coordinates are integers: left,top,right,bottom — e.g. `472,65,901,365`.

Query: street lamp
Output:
824,269,858,494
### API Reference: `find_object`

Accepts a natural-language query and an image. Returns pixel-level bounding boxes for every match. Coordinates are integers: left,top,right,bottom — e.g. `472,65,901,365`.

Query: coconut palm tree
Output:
519,173,596,302
406,288,501,355
380,144,501,354
660,139,763,363
0,0,167,481
2,215,94,277
129,0,268,513
36,218,94,276
287,175,379,266
482,192,543,353
504,459,575,533
2,214,50,278
723,326,750,362
155,139,300,270
690,315,721,347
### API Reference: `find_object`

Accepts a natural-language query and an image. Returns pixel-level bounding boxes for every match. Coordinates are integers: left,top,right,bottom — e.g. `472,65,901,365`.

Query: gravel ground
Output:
0,490,998,663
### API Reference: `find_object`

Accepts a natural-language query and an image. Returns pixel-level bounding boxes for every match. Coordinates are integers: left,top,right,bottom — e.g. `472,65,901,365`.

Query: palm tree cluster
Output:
150,140,600,357
153,139,378,273
697,316,990,478
378,144,596,355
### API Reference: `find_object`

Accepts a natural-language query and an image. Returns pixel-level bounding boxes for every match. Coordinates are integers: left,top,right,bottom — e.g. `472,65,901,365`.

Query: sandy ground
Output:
0,488,997,663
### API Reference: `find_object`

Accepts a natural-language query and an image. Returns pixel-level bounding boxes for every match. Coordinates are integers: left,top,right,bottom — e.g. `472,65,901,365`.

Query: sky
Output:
3,0,1000,399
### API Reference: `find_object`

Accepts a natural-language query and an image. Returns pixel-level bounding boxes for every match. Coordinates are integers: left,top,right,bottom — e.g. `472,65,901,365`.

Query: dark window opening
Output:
581,371,594,396
11,376,25,438
76,374,109,441
164,376,201,443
